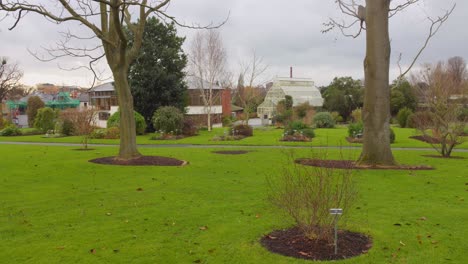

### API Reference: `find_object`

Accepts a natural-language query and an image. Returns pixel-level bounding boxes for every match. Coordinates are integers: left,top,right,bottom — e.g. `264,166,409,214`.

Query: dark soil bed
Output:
89,156,187,166
73,148,95,151
212,150,249,155
345,137,362,144
296,159,433,170
422,154,466,159
410,135,440,144
261,227,372,261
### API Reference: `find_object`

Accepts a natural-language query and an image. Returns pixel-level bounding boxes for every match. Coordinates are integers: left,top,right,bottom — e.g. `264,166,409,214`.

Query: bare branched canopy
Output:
0,57,23,102
0,0,227,159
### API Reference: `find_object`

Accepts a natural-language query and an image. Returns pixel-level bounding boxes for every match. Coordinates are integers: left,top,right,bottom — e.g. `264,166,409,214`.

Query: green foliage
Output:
389,128,396,144
128,17,188,131
61,119,75,136
26,96,45,127
350,108,362,123
152,106,184,134
288,120,309,131
34,107,56,133
294,102,314,120
0,124,21,136
321,76,363,120
222,116,233,127
396,107,413,128
348,122,363,137
390,79,417,116
90,127,120,139
300,128,315,138
313,112,335,128
284,95,293,110
108,110,147,135
229,124,253,137
330,111,343,123
458,107,468,122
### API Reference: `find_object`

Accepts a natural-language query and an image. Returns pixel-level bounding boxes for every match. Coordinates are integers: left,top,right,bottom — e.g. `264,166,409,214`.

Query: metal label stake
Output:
329,208,343,255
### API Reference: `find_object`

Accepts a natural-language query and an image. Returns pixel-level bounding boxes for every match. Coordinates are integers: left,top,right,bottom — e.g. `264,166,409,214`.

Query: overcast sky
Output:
0,0,464,88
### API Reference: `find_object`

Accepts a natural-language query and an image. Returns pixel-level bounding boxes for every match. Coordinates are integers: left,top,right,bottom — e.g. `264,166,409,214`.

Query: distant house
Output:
185,76,232,126
257,77,324,124
87,82,118,128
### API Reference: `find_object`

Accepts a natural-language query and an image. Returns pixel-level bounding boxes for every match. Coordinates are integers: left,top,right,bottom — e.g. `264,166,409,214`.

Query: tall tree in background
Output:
128,17,187,131
321,76,363,121
0,57,23,114
390,78,417,116
189,30,227,131
326,0,454,166
0,1,223,160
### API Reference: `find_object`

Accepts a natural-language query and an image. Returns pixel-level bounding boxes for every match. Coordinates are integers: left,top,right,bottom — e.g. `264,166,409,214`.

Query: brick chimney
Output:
221,89,231,117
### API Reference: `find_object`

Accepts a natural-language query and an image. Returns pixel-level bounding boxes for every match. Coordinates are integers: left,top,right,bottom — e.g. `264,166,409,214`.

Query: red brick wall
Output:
221,89,231,117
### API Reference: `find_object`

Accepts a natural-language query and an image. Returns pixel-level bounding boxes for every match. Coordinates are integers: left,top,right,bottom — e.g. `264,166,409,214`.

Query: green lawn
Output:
2,126,468,149
1,144,467,263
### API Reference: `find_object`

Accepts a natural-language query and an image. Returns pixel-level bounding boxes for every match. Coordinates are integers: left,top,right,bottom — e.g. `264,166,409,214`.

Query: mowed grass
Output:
2,126,468,149
1,145,467,263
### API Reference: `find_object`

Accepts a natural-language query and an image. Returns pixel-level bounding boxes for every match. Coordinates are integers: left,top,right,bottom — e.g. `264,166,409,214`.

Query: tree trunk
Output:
357,0,397,166
113,67,142,160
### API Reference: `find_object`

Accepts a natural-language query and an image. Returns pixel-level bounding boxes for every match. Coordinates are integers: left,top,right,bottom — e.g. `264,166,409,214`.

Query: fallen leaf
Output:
90,249,96,254
267,235,277,240
56,246,65,250
199,226,208,230
255,214,261,218
106,212,112,216
299,251,310,256
399,241,406,246
418,217,427,221
431,240,438,244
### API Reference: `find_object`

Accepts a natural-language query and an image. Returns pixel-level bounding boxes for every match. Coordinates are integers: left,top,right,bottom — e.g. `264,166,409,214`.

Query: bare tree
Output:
0,1,225,160
236,51,269,124
411,60,467,157
60,108,97,150
324,0,455,166
189,30,227,131
0,57,23,114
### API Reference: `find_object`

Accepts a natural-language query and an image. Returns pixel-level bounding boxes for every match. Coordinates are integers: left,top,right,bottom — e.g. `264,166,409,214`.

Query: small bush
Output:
389,128,395,144
330,111,343,123
313,112,335,128
348,122,363,138
268,152,356,242
152,106,184,135
222,116,233,127
61,119,75,136
34,107,56,133
0,124,21,136
90,129,106,139
108,110,147,135
350,108,362,123
182,118,198,136
229,124,253,137
300,128,315,139
397,107,413,128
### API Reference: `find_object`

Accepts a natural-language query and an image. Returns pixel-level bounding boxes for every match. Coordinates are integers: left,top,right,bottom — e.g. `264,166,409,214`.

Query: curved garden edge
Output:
260,227,372,261
295,159,434,170
89,156,188,166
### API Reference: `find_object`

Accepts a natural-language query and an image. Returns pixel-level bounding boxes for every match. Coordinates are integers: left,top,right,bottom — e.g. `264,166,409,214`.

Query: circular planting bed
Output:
89,156,187,166
296,159,433,170
212,150,250,155
261,227,372,261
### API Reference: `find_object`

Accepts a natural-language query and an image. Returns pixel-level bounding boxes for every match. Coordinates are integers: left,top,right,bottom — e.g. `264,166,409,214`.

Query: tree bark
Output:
357,0,397,166
113,67,141,160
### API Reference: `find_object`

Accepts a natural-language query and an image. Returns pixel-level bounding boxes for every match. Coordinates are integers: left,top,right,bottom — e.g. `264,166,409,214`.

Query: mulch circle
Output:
89,156,187,166
422,154,466,159
260,227,372,261
345,137,363,144
410,135,441,144
212,150,250,155
296,159,434,170
72,148,95,151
